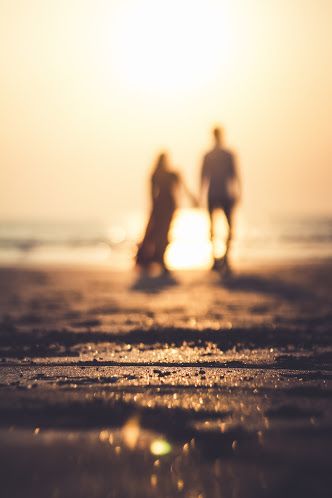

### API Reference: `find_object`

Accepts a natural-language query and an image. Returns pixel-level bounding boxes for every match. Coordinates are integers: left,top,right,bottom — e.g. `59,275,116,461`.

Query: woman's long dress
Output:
136,170,179,268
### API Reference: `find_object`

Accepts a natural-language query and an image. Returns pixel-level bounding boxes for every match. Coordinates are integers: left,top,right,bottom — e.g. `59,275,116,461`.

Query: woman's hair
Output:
154,152,168,173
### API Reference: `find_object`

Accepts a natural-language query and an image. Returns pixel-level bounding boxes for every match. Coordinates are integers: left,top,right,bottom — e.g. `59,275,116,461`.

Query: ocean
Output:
0,210,331,269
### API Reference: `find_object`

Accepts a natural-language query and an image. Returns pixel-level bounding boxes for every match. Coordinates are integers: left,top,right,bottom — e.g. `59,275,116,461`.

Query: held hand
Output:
190,195,200,208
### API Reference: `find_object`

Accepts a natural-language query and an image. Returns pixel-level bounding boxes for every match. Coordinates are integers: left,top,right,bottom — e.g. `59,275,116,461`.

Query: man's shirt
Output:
201,147,236,203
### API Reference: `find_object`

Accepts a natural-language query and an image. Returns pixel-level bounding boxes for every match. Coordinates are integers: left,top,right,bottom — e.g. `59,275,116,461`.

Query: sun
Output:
111,0,231,94
165,208,214,270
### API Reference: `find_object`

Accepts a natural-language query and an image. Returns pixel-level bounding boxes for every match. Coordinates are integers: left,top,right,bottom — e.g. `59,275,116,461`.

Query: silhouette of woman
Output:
136,153,195,273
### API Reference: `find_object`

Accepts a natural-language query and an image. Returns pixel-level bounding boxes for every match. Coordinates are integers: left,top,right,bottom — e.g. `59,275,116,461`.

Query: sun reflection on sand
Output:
150,439,172,456
122,416,140,449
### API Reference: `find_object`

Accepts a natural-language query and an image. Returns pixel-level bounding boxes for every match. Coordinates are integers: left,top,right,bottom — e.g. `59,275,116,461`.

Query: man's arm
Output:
230,153,241,203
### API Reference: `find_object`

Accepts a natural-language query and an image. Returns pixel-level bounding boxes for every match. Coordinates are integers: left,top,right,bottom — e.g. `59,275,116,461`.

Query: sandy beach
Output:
0,260,331,498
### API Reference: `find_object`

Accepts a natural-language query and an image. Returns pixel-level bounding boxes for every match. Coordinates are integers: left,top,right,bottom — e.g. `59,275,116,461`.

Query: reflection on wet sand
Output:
2,418,331,498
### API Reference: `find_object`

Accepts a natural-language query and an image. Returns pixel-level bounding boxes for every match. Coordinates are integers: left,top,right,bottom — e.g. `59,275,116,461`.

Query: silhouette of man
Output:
200,127,240,272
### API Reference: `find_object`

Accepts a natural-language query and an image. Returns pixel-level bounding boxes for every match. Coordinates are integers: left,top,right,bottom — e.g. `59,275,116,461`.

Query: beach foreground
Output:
0,261,331,498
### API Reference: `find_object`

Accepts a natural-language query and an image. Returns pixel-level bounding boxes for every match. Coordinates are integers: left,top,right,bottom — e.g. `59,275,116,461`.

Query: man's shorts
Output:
208,197,234,217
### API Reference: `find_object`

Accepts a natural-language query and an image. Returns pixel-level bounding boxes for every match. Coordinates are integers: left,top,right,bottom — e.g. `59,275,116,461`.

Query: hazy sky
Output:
1,0,331,222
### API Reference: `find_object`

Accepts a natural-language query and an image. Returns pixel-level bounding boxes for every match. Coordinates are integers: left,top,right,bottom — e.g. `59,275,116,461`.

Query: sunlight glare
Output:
165,208,213,270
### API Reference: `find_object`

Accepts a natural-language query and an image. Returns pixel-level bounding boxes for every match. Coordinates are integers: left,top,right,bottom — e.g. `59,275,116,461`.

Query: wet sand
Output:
0,261,331,498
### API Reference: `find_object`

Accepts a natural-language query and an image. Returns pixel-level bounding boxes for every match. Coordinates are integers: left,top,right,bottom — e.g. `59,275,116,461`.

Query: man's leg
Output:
209,207,225,270
223,205,233,264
